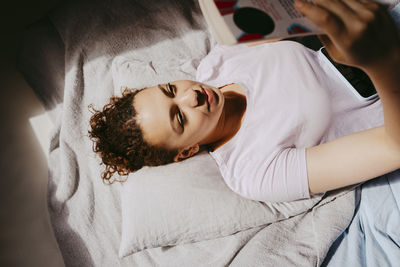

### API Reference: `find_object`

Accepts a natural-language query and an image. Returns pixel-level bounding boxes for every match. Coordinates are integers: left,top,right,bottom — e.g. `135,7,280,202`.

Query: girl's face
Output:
133,80,225,156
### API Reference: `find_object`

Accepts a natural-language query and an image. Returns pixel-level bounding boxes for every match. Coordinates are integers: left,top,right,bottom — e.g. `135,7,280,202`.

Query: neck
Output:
206,87,247,151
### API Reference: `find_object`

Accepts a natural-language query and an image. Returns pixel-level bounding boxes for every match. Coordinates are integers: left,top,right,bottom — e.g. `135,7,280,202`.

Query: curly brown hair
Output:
88,88,178,183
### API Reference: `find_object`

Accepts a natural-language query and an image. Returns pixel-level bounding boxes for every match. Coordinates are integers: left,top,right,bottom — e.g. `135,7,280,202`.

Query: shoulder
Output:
196,44,251,84
203,40,306,61
199,41,309,68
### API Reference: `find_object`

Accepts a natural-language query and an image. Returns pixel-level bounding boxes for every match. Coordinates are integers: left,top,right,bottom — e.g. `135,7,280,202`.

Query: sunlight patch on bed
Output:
29,113,54,160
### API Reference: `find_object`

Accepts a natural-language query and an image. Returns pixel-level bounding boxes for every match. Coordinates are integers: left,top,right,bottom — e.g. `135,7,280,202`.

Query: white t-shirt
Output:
196,41,384,202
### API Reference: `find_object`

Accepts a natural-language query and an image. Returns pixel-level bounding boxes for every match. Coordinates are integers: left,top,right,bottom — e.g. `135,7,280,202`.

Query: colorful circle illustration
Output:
233,7,275,35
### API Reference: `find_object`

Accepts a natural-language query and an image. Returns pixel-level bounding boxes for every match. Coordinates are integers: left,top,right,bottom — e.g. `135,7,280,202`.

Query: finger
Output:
313,0,355,20
295,0,343,38
356,0,390,10
342,0,381,19
343,0,372,11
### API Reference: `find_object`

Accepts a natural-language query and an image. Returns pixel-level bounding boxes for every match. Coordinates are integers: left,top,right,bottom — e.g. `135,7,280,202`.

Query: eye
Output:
176,109,184,130
167,83,175,96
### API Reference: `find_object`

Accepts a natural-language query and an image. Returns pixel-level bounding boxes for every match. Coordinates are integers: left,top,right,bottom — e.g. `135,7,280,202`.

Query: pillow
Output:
119,152,322,257
112,55,202,93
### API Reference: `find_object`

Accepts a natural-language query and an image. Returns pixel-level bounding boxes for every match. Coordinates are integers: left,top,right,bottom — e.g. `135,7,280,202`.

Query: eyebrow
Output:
157,84,179,134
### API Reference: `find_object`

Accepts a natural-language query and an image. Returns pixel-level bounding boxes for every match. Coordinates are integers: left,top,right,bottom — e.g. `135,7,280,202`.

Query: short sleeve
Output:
214,147,311,203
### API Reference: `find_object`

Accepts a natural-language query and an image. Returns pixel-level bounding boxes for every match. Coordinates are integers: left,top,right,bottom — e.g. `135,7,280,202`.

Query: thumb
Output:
318,34,332,48
318,34,346,64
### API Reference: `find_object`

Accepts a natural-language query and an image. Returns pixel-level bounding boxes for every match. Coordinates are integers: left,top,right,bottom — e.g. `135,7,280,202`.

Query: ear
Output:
173,144,200,162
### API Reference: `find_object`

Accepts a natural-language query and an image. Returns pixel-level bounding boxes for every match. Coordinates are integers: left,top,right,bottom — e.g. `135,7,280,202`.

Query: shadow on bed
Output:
48,178,95,267
53,0,205,77
17,0,206,110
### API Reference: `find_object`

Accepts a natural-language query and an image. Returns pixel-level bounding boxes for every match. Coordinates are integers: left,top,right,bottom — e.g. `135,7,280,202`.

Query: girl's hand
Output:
295,0,400,73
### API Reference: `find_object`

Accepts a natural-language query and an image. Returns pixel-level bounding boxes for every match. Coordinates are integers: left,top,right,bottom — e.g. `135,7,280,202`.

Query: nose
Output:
177,89,205,108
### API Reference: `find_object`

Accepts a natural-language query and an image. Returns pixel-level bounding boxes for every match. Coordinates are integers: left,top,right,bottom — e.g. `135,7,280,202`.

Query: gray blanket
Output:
44,0,355,266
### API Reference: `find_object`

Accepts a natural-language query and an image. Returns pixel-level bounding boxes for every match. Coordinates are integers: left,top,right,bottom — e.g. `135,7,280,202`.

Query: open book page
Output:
216,0,321,42
202,0,400,44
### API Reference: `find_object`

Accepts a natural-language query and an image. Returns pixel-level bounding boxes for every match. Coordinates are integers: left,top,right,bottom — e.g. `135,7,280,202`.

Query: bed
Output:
18,0,400,266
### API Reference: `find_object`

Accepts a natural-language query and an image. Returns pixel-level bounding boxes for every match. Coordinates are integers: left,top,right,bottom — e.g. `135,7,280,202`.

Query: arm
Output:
295,0,400,194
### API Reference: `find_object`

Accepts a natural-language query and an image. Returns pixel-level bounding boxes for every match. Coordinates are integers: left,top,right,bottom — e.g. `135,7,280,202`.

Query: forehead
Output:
133,85,174,147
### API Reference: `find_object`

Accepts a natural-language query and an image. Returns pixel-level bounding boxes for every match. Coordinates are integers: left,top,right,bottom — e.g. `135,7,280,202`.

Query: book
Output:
199,0,400,45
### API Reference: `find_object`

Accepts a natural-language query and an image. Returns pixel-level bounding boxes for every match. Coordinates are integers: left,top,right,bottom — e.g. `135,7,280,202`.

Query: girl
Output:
89,0,400,202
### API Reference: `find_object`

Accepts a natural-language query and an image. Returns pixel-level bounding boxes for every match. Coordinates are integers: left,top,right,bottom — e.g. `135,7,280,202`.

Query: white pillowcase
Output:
119,153,321,257
112,55,201,94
